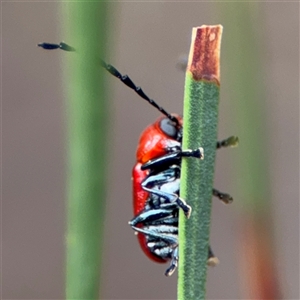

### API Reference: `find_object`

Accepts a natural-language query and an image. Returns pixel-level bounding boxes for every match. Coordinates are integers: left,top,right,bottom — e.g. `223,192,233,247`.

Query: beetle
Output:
38,42,238,276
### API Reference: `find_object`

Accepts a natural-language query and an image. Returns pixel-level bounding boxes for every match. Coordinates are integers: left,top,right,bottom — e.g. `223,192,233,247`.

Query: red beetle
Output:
38,42,237,276
129,114,235,275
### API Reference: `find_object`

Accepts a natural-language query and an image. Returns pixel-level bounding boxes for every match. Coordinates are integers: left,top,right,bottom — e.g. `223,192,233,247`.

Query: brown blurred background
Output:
2,2,299,299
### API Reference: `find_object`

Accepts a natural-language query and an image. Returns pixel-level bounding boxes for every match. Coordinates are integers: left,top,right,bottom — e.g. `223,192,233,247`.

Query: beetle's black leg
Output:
141,167,179,187
214,137,237,203
130,224,178,246
212,188,233,204
139,167,192,218
131,204,217,275
207,246,219,266
141,147,203,171
142,186,191,218
180,148,204,159
129,204,177,227
142,158,233,207
130,217,179,276
129,205,178,245
217,136,239,149
165,247,179,276
166,246,219,276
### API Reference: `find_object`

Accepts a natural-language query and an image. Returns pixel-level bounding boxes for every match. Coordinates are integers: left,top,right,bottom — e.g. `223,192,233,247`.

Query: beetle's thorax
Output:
136,115,182,164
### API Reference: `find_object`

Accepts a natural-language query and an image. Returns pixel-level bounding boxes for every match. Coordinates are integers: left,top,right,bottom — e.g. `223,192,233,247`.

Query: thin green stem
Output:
178,26,222,300
62,3,110,299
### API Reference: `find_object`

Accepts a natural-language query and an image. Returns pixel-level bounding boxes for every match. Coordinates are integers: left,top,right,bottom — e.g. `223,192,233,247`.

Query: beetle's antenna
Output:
100,60,180,127
38,42,180,127
38,42,75,52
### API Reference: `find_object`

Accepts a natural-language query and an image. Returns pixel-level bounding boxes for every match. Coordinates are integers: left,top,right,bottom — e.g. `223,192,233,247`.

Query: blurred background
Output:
2,2,299,299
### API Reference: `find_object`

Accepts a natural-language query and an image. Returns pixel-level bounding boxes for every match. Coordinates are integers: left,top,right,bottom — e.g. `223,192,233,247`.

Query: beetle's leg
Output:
140,167,179,208
140,169,190,217
129,204,177,227
217,136,239,149
214,136,237,203
207,246,219,266
166,246,219,276
141,147,203,171
144,187,191,218
140,168,192,217
141,167,179,189
130,219,179,276
165,247,179,276
212,188,233,204
130,207,218,275
129,224,178,247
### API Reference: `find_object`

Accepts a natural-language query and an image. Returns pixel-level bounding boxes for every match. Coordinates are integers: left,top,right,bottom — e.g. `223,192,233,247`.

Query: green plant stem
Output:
216,3,282,299
62,3,110,299
178,26,222,300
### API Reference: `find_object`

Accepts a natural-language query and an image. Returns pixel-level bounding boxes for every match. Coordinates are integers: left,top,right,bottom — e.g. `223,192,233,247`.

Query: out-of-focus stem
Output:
217,3,282,299
62,3,110,299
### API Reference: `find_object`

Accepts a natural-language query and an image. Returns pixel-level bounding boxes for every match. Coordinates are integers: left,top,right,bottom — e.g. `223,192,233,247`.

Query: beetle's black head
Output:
159,115,182,142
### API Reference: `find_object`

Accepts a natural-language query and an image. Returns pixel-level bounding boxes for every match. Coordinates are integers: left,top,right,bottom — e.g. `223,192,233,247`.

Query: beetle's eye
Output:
160,118,178,138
